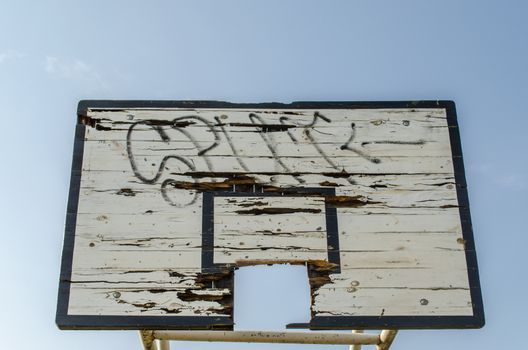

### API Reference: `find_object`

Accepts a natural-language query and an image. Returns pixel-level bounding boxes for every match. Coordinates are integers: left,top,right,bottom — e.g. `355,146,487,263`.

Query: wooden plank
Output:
70,268,204,289
86,108,448,128
82,145,456,174
71,250,203,270
76,172,459,214
324,268,471,289
68,285,231,316
84,130,453,157
313,288,473,316
338,250,468,270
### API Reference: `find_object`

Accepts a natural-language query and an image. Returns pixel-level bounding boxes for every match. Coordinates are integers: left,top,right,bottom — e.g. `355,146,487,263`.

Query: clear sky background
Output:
1,1,526,349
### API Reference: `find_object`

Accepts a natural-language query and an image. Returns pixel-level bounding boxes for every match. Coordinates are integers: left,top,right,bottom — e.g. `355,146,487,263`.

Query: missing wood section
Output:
306,260,338,319
325,195,380,208
234,260,336,292
103,270,234,317
79,116,112,130
233,260,336,324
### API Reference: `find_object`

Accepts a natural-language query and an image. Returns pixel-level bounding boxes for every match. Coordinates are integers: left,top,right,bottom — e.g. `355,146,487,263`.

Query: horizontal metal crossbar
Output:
139,330,398,350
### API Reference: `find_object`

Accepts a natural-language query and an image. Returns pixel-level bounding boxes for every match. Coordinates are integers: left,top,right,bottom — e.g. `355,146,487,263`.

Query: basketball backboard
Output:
57,100,484,330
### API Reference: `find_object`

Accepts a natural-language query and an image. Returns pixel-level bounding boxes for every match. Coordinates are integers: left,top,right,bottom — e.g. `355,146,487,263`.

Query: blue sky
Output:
1,1,526,349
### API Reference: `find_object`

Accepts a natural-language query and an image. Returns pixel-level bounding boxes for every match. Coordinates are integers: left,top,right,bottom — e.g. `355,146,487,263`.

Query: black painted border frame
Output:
57,100,484,330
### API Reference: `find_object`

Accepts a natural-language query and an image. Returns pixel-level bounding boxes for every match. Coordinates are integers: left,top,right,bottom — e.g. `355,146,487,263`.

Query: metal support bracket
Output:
139,329,398,350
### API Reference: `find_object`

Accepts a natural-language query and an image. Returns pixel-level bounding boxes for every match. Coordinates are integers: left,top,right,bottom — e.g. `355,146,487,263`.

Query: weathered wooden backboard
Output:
57,100,484,330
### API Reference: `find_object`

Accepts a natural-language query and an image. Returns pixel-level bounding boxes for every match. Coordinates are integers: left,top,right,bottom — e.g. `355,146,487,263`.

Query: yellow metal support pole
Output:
139,331,157,350
350,330,365,350
376,330,398,350
157,339,170,350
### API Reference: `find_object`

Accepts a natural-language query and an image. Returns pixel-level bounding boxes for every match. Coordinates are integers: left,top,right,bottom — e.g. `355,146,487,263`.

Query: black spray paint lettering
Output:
280,112,355,184
340,123,381,164
248,113,305,184
126,112,423,206
214,116,250,172
126,116,219,207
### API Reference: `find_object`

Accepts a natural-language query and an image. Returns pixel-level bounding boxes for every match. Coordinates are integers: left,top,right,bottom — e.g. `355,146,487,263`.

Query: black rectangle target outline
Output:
57,100,484,330
201,188,340,274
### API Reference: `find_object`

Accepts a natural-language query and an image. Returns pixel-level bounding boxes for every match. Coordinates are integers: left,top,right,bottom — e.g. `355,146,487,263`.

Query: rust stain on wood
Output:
177,290,228,302
235,207,322,215
116,188,136,196
164,175,257,191
79,116,113,130
325,195,380,208
159,307,182,314
237,201,269,207
319,181,341,187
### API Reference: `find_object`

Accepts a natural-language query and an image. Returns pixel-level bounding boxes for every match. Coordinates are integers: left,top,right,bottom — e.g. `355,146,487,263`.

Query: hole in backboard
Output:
234,264,311,331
